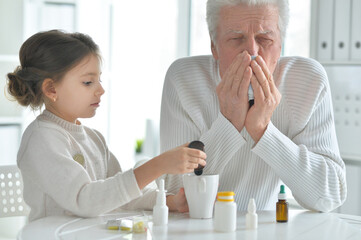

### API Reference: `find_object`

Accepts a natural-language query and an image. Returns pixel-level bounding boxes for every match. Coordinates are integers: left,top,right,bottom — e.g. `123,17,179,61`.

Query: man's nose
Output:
245,38,259,56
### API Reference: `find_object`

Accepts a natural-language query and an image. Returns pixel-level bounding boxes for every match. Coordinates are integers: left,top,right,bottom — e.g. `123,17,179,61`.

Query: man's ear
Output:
42,78,57,102
211,41,219,60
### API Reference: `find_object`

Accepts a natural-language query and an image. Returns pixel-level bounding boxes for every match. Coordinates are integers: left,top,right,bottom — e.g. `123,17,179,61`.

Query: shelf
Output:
320,61,361,66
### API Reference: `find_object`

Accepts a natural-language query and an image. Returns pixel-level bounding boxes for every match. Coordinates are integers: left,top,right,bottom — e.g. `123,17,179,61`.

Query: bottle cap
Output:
217,191,235,202
247,198,256,214
278,185,287,200
156,179,167,205
188,141,205,176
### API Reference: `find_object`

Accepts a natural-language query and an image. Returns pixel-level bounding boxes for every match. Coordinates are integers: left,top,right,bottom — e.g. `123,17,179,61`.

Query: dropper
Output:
188,141,205,175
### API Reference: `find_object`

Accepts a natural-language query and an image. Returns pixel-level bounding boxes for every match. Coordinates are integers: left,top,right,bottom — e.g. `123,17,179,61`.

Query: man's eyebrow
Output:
256,30,274,35
226,30,244,35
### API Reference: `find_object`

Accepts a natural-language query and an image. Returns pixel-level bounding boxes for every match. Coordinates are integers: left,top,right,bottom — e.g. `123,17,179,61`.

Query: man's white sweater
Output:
160,55,347,212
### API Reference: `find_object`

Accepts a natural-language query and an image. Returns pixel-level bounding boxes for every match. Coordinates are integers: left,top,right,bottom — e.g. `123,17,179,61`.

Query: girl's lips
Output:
91,102,100,107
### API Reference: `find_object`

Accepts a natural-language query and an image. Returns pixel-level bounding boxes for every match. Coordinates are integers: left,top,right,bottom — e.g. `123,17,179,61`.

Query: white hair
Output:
206,0,289,44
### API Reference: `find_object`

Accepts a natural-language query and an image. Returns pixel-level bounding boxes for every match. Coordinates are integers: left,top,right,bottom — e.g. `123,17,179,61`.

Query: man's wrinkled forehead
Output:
226,30,274,35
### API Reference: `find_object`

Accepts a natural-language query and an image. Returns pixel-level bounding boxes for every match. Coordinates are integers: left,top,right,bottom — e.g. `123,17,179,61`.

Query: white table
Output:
18,210,361,240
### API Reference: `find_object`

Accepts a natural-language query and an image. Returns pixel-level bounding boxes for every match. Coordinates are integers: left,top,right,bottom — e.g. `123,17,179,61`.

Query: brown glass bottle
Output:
276,185,288,222
276,199,288,222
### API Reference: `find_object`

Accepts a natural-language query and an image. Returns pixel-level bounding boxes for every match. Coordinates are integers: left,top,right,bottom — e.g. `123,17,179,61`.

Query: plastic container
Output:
132,216,148,233
246,198,258,229
214,191,237,232
153,179,168,225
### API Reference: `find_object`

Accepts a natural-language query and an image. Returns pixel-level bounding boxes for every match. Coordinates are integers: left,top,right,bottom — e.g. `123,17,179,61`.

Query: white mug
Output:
183,173,219,219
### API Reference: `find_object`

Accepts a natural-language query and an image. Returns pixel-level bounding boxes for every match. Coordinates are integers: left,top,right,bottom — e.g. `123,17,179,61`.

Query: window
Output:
108,0,179,170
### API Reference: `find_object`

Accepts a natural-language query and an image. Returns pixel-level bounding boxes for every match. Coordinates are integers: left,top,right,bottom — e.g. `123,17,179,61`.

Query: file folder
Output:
351,0,361,60
333,0,351,61
317,0,335,61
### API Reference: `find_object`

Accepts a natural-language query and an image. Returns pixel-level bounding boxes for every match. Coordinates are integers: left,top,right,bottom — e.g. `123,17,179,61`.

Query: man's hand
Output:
166,188,189,212
216,51,252,132
245,56,281,143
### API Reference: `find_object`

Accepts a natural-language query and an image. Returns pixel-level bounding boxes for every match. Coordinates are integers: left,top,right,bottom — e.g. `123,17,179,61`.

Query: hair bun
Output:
6,66,42,109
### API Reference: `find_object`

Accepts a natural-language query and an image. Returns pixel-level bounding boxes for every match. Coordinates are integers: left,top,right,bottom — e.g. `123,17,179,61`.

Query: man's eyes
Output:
231,36,244,41
257,37,273,44
229,37,273,43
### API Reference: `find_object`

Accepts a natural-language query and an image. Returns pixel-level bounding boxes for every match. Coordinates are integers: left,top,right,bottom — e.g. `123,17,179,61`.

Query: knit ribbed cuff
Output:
200,113,246,173
202,112,245,151
252,122,299,171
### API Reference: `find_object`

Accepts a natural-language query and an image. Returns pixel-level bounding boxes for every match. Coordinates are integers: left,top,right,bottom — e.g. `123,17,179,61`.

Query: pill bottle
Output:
276,185,288,222
214,191,237,232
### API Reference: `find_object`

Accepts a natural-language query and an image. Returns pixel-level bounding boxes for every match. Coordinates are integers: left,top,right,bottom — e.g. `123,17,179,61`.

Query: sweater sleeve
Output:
252,60,347,212
160,58,246,194
92,129,122,178
18,128,142,218
106,151,122,177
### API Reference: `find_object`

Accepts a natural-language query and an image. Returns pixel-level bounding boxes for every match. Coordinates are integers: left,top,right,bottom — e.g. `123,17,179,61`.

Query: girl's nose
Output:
96,83,105,96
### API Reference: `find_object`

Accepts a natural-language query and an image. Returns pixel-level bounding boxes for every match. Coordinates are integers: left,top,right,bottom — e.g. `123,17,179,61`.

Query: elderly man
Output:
162,0,346,212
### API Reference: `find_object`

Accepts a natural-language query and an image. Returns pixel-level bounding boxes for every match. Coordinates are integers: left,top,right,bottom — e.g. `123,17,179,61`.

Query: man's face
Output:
211,3,282,78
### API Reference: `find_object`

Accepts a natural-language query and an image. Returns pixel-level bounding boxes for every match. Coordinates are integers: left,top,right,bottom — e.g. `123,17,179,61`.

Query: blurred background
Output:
0,0,360,222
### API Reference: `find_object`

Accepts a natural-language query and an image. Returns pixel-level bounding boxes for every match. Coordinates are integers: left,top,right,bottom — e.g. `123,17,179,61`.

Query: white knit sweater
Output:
160,55,347,212
18,110,156,221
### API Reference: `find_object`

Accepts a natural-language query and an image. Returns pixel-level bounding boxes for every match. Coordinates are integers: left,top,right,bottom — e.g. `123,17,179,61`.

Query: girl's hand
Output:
134,143,206,190
158,143,206,174
167,188,189,212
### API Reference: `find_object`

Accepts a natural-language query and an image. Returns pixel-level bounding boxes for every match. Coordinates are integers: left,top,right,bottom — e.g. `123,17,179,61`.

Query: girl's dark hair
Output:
6,30,100,110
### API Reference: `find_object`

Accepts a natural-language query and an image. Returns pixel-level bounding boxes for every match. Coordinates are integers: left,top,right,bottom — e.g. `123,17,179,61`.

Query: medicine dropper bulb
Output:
188,141,205,176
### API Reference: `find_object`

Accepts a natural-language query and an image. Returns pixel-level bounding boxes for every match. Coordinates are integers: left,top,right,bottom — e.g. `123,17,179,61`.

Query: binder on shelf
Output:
350,0,361,61
317,0,335,61
333,0,351,61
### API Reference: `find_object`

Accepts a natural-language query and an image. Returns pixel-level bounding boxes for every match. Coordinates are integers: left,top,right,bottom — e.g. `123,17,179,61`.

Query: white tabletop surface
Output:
18,210,361,240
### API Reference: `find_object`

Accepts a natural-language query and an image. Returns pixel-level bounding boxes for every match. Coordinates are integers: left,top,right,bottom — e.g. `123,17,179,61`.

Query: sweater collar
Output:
41,110,84,133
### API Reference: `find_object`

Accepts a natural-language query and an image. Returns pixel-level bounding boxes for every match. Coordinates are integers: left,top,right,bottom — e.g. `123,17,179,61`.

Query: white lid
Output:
278,192,287,200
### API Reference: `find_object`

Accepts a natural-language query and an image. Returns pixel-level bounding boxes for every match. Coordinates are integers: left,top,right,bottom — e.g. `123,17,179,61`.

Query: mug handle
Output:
198,177,206,193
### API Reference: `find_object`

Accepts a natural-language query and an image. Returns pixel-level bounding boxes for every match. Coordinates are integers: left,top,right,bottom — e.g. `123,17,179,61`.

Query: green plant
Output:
135,139,144,153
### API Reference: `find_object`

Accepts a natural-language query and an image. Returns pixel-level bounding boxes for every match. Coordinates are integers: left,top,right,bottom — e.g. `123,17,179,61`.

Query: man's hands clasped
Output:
216,51,281,143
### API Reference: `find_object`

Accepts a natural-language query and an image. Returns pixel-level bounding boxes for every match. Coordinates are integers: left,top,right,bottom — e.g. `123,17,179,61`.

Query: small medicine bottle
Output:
214,191,237,232
276,185,288,222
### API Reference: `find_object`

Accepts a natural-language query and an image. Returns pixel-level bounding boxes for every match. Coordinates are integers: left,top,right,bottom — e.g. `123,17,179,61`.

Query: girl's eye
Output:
83,81,92,86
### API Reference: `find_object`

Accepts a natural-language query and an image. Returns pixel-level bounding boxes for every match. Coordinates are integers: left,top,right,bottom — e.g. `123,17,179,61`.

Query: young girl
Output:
6,30,205,221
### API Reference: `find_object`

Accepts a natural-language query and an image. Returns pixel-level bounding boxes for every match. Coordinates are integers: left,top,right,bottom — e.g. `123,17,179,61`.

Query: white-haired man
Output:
163,0,346,213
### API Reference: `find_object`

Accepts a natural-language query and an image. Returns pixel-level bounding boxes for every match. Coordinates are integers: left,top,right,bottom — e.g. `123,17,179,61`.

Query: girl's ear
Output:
42,78,57,102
